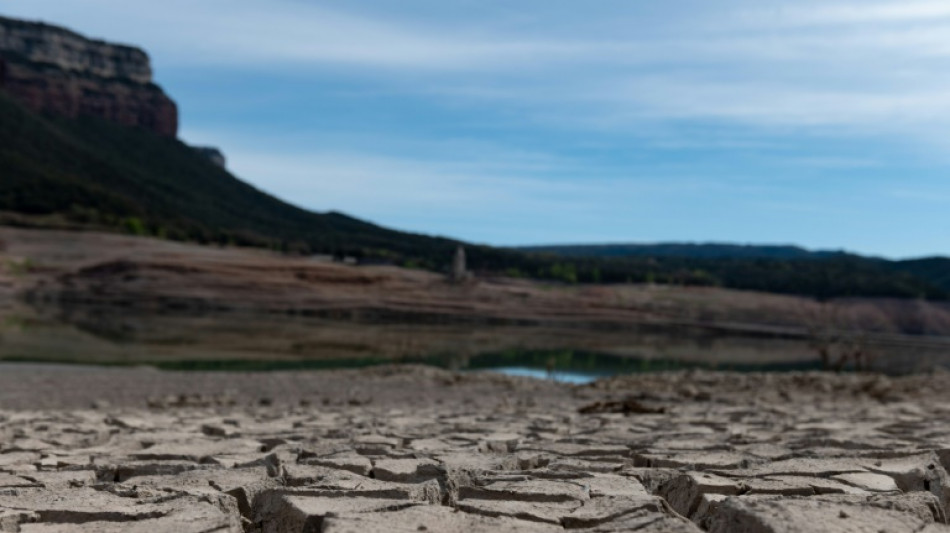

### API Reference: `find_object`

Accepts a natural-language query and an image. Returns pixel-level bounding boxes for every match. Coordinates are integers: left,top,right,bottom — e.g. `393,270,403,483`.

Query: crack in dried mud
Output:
1,365,950,531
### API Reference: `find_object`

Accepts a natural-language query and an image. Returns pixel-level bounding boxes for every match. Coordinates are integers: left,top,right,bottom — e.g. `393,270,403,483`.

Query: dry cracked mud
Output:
2,364,950,532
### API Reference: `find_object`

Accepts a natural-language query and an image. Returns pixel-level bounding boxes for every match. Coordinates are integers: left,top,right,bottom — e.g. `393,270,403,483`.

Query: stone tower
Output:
451,245,467,283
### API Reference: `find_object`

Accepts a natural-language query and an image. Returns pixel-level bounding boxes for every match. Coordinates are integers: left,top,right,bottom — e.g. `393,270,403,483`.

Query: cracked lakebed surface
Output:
2,364,950,532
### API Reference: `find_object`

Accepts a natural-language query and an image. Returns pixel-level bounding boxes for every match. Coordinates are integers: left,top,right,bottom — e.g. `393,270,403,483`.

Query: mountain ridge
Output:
516,242,950,292
517,242,856,260
518,241,949,262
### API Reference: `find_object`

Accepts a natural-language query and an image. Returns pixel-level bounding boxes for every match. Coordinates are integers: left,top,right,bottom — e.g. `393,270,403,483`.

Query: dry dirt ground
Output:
2,364,950,532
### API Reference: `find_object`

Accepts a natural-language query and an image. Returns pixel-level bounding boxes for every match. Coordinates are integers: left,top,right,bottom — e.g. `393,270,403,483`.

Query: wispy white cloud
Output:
886,188,950,203
5,0,641,71
11,0,950,140
776,156,880,169
181,124,732,243
219,145,712,216
220,148,627,243
745,1,950,27
610,77,950,129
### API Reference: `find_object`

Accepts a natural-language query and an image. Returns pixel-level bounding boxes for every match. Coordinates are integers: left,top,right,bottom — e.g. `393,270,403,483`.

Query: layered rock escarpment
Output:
0,15,177,137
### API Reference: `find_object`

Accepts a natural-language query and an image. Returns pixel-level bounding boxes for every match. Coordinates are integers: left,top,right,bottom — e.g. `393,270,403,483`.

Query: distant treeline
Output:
0,92,946,300
514,244,950,298
471,250,946,299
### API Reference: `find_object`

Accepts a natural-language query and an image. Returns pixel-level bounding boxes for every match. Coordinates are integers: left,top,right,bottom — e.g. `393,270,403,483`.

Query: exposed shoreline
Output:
4,227,950,376
5,226,950,336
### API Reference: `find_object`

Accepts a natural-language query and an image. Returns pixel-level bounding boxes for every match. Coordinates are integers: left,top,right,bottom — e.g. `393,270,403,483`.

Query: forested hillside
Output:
519,243,950,294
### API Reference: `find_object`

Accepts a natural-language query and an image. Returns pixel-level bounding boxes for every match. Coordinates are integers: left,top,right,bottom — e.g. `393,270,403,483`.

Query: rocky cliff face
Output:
0,16,177,137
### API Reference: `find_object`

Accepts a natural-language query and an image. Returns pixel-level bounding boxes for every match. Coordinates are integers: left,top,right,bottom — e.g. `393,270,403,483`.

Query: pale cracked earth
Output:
2,364,950,532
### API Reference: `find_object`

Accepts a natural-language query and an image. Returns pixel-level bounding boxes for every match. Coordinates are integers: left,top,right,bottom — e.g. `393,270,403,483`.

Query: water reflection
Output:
480,367,602,385
1,305,949,376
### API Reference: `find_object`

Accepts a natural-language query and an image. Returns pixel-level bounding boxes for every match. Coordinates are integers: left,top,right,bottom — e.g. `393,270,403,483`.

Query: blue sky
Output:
5,0,950,258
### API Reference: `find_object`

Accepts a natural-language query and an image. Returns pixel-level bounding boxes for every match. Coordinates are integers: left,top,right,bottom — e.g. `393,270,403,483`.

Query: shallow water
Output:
479,367,605,384
2,305,949,376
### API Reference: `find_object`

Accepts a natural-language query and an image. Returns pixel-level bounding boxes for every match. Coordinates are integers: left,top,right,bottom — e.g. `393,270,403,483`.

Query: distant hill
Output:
517,243,950,294
518,243,853,260
893,257,950,293
0,91,473,265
